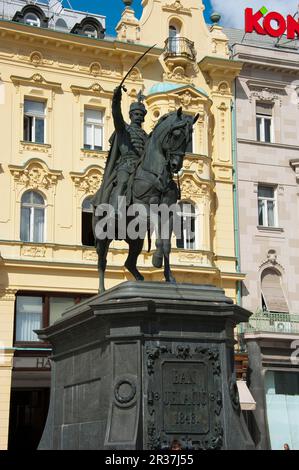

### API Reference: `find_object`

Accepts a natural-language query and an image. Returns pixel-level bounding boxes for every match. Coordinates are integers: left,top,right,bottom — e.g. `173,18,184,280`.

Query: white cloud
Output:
210,0,299,28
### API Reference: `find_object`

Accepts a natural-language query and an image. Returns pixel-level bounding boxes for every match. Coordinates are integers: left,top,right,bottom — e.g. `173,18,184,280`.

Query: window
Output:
49,297,78,325
16,296,43,342
169,25,179,53
256,102,273,143
55,18,68,31
15,293,90,343
82,197,94,247
84,109,103,151
176,202,198,250
261,268,288,313
82,24,98,38
21,191,45,243
258,185,277,228
24,13,40,27
24,100,45,144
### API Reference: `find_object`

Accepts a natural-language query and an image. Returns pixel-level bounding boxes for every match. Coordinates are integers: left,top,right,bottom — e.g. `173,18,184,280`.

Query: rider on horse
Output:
91,86,148,213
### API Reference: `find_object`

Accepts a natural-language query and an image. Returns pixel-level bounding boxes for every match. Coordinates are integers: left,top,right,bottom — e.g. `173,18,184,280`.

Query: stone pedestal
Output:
37,282,254,450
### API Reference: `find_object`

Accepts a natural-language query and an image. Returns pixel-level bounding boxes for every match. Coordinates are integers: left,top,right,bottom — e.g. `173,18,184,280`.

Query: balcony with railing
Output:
238,311,299,336
164,37,196,62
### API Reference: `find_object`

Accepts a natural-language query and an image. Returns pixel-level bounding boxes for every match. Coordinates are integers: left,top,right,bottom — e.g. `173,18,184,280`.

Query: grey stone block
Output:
37,282,255,450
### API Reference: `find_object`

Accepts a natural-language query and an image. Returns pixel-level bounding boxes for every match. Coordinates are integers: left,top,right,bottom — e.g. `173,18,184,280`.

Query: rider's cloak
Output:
91,132,118,208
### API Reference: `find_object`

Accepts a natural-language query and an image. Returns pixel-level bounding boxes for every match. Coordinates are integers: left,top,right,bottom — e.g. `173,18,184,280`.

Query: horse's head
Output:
142,107,199,178
161,107,199,174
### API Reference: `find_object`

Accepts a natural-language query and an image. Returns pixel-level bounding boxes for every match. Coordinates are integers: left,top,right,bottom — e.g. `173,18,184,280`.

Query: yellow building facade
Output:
0,0,242,449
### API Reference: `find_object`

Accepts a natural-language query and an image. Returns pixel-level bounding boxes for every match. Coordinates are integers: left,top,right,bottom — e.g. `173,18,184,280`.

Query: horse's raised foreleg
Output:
96,238,111,293
125,237,145,281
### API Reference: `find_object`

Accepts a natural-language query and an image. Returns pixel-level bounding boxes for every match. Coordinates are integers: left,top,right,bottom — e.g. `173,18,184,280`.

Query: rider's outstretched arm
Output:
112,86,126,132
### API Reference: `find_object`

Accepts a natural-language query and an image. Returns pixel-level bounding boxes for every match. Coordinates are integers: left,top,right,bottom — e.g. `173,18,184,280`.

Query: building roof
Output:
224,27,299,53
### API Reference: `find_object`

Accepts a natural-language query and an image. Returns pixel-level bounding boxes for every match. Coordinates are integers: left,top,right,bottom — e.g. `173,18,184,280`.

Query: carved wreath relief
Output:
146,343,223,450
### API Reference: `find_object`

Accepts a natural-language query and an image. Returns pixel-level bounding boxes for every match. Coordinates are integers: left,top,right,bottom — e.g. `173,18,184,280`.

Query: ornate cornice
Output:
183,154,205,177
162,0,191,16
199,56,243,78
0,288,17,301
246,79,287,93
20,141,51,154
10,73,61,90
70,165,103,195
9,159,62,190
180,176,210,200
21,245,46,258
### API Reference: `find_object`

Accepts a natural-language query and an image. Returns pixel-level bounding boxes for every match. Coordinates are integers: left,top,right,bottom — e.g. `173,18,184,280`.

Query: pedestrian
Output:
170,439,182,450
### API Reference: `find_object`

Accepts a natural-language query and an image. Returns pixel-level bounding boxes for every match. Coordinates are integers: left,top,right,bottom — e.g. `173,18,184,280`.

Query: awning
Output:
237,380,256,411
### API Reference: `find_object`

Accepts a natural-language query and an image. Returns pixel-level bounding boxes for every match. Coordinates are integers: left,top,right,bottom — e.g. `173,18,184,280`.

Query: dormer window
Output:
24,13,40,27
12,5,48,28
83,24,98,38
70,17,105,39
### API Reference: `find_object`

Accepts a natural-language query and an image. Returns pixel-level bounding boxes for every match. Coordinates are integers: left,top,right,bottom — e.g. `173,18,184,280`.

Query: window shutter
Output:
24,100,45,116
85,109,103,124
256,102,273,116
261,269,289,313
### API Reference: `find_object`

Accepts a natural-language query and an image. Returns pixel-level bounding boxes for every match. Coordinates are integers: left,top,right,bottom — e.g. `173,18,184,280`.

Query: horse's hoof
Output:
152,253,163,268
125,262,144,281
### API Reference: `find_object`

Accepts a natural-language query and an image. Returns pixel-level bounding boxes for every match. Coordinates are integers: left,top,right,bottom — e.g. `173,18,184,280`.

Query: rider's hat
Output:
129,90,147,116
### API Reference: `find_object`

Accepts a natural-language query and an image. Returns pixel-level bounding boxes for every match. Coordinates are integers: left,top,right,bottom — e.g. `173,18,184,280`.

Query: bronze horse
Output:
93,108,198,292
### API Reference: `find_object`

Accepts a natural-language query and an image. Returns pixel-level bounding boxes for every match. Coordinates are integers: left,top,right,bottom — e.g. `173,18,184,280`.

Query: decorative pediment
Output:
9,159,62,189
162,0,191,16
70,165,103,195
147,83,210,111
259,250,284,273
71,83,110,96
246,79,287,105
10,74,61,90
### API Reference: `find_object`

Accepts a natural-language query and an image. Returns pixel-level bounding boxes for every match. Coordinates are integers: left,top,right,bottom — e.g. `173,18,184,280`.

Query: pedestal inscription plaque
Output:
146,344,223,450
162,361,209,434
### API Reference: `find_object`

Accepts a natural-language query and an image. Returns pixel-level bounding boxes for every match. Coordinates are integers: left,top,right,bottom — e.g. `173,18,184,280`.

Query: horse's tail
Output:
147,226,151,253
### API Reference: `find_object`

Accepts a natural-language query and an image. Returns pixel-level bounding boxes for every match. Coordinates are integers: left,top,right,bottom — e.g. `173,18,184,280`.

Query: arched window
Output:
261,268,288,313
169,25,178,53
82,24,98,38
82,197,94,247
20,191,45,243
55,18,68,31
24,13,40,27
176,202,198,250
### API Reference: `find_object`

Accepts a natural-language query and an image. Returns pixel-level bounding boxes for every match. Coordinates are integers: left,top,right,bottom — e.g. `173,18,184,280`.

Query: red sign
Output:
245,7,299,39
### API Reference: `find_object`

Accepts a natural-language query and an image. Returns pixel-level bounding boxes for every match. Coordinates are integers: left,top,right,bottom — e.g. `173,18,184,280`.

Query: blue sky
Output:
63,0,213,36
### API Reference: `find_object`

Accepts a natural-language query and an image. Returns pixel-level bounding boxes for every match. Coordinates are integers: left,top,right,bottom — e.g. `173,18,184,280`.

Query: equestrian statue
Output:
91,54,198,292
